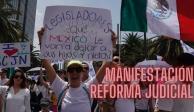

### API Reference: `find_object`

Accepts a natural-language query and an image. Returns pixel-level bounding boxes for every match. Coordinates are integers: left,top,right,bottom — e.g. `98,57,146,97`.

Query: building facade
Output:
10,0,37,43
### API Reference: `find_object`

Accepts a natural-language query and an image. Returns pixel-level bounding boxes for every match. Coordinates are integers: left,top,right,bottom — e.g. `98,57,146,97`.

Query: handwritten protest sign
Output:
41,6,112,61
0,42,30,68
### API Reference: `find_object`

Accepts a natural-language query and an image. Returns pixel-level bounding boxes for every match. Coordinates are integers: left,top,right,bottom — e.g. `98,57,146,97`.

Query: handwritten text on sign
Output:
41,6,112,61
0,42,30,68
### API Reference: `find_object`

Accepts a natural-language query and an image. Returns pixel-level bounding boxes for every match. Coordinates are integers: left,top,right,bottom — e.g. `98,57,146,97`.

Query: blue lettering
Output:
3,43,14,50
0,56,8,66
11,56,17,65
19,55,27,64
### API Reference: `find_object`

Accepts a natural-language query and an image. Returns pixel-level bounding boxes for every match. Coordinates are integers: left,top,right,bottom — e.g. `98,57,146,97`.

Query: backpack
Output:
57,84,91,112
30,91,43,111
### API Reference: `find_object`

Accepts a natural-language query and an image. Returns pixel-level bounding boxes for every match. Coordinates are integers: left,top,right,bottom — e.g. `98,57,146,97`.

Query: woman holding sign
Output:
38,28,117,112
0,69,31,112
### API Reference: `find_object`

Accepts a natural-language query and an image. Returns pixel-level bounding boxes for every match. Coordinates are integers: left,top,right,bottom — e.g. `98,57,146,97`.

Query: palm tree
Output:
0,0,27,42
120,33,156,66
149,36,184,65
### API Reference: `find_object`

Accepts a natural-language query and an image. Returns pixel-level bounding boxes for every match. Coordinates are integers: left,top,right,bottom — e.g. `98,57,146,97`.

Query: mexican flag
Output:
120,0,194,42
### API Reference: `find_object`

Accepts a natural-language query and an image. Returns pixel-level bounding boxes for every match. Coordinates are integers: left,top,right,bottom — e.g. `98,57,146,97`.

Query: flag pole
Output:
117,24,121,63
144,32,147,59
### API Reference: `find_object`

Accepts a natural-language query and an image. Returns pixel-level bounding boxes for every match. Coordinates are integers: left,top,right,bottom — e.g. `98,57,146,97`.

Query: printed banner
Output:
0,42,30,68
41,6,112,61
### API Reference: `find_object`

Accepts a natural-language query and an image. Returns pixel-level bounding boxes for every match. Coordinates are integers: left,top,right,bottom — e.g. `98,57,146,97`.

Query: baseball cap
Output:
66,60,82,69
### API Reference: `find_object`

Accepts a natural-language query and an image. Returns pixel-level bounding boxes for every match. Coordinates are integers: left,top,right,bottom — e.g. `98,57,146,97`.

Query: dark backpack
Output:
30,91,43,112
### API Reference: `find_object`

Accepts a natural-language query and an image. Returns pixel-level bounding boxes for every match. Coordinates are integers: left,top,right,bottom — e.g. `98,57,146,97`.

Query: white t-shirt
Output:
115,99,135,112
0,78,9,85
0,86,31,112
51,75,98,112
173,82,194,112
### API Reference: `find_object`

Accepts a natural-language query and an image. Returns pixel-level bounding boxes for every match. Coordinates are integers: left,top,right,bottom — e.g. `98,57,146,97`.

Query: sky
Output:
33,0,121,50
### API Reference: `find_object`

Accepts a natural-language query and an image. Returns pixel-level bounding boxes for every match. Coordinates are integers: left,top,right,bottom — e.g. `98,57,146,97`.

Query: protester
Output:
96,56,135,112
30,79,42,112
37,76,50,99
150,67,175,112
81,62,98,112
30,75,51,112
114,56,135,112
38,28,117,112
0,69,31,112
0,69,9,86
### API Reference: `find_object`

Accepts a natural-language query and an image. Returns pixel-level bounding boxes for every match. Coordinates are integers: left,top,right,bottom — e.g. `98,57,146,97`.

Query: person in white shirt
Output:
0,69,9,86
97,56,135,112
38,28,117,112
0,69,31,112
37,76,50,99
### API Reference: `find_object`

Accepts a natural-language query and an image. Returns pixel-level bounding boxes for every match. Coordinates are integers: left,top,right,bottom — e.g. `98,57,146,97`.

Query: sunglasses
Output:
14,75,22,79
67,67,82,73
83,67,89,71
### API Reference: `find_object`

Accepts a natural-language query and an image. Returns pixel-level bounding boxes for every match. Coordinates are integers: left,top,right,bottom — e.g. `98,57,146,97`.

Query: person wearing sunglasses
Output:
0,69,31,112
38,28,117,112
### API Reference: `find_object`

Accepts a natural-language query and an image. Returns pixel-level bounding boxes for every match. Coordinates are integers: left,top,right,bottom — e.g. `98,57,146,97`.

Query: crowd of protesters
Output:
0,28,194,112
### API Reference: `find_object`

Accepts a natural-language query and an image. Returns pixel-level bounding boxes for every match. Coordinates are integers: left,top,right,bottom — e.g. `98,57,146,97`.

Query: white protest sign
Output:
41,6,112,61
0,42,30,68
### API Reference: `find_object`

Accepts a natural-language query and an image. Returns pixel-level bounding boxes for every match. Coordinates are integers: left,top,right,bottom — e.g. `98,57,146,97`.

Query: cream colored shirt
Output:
0,86,31,112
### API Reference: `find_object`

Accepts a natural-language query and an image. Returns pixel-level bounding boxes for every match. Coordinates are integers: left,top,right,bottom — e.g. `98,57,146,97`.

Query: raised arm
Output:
96,61,117,83
38,28,56,83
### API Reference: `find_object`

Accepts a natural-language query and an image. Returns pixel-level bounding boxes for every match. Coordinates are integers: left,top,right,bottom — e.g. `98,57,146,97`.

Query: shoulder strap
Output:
57,85,69,112
82,84,92,106
4,87,10,112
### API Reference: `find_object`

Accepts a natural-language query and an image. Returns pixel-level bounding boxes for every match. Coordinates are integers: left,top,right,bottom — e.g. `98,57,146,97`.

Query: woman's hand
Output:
37,28,45,46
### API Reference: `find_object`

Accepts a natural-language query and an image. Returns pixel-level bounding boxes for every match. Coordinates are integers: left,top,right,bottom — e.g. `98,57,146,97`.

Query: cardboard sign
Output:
41,6,112,61
0,42,30,68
